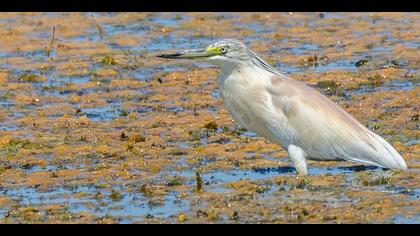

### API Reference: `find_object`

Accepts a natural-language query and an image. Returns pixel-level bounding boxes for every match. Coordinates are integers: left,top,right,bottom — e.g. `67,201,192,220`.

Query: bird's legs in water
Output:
288,145,308,175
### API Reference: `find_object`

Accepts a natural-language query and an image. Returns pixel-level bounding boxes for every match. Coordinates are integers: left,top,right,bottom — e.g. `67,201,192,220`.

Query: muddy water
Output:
0,12,419,224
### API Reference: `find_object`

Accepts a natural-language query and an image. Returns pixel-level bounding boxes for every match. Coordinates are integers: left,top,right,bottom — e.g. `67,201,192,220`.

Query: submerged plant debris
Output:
0,12,419,224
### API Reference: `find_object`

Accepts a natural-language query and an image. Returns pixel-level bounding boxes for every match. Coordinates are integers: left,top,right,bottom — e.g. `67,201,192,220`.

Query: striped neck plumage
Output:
247,50,281,75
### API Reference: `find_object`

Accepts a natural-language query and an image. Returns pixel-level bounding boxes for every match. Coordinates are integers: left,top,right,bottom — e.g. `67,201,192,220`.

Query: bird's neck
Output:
217,61,276,88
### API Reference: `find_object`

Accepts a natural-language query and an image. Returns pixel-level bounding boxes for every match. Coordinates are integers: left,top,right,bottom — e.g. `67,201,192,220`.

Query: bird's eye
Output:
220,47,227,53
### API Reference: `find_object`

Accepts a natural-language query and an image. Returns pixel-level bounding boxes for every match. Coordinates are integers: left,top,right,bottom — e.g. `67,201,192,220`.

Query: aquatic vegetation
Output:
0,12,418,224
196,171,204,193
178,212,188,222
128,134,146,143
110,189,123,201
204,121,218,131
316,80,343,96
101,55,117,65
355,59,369,67
17,73,47,83
366,74,384,87
359,174,394,187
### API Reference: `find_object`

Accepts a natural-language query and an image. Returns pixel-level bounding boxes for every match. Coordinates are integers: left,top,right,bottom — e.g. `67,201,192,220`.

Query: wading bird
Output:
158,39,407,175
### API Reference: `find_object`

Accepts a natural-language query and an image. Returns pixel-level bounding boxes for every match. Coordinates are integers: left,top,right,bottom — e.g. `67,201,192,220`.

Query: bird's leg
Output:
287,145,308,175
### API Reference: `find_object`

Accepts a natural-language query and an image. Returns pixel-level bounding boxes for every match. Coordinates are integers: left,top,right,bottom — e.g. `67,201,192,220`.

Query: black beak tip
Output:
157,53,181,59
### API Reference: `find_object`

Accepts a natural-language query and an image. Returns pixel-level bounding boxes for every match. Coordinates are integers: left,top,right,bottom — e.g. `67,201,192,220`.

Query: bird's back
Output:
264,75,407,170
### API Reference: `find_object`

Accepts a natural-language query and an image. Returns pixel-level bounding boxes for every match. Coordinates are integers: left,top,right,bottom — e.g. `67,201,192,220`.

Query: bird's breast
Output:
218,73,279,140
219,82,252,128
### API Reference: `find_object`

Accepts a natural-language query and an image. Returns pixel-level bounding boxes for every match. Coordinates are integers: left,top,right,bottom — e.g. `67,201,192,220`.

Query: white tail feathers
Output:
369,132,407,170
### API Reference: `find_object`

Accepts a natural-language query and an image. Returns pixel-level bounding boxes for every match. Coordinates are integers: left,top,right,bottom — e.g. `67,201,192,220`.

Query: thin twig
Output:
92,14,105,38
46,26,56,58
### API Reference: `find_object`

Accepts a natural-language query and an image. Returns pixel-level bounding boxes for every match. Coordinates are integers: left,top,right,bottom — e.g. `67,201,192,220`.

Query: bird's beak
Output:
157,48,216,59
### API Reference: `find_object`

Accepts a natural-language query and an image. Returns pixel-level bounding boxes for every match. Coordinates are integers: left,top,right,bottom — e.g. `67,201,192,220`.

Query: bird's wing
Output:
264,75,407,169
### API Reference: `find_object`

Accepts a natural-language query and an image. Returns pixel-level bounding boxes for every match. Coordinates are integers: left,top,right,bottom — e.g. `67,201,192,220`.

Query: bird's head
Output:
158,39,279,74
158,39,251,71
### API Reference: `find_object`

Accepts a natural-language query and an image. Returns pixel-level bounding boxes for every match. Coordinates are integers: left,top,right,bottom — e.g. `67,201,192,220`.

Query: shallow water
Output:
0,12,419,224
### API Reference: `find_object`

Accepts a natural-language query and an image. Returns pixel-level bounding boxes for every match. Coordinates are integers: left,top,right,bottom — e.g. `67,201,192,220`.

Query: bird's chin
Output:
206,57,238,71
206,56,229,65
205,58,223,68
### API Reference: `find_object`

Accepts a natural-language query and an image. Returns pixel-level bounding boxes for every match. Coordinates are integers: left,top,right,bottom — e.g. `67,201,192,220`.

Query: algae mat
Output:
0,12,419,223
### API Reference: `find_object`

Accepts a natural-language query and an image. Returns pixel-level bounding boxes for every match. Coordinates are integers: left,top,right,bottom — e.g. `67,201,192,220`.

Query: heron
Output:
158,39,407,175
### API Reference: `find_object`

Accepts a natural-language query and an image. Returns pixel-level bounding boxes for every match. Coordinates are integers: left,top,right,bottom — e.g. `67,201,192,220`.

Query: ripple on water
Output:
352,79,417,95
80,105,121,122
0,100,13,109
164,162,390,194
392,215,420,224
290,43,320,55
34,76,92,96
0,185,190,223
0,124,20,131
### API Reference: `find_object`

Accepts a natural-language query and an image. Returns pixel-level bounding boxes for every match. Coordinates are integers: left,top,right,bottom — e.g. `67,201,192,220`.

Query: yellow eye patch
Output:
207,46,226,55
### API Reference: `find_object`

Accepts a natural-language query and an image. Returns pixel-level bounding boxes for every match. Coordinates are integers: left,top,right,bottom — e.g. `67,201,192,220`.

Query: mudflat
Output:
0,12,418,223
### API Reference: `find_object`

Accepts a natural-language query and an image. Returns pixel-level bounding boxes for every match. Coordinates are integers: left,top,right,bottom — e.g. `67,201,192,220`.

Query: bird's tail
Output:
367,131,408,170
